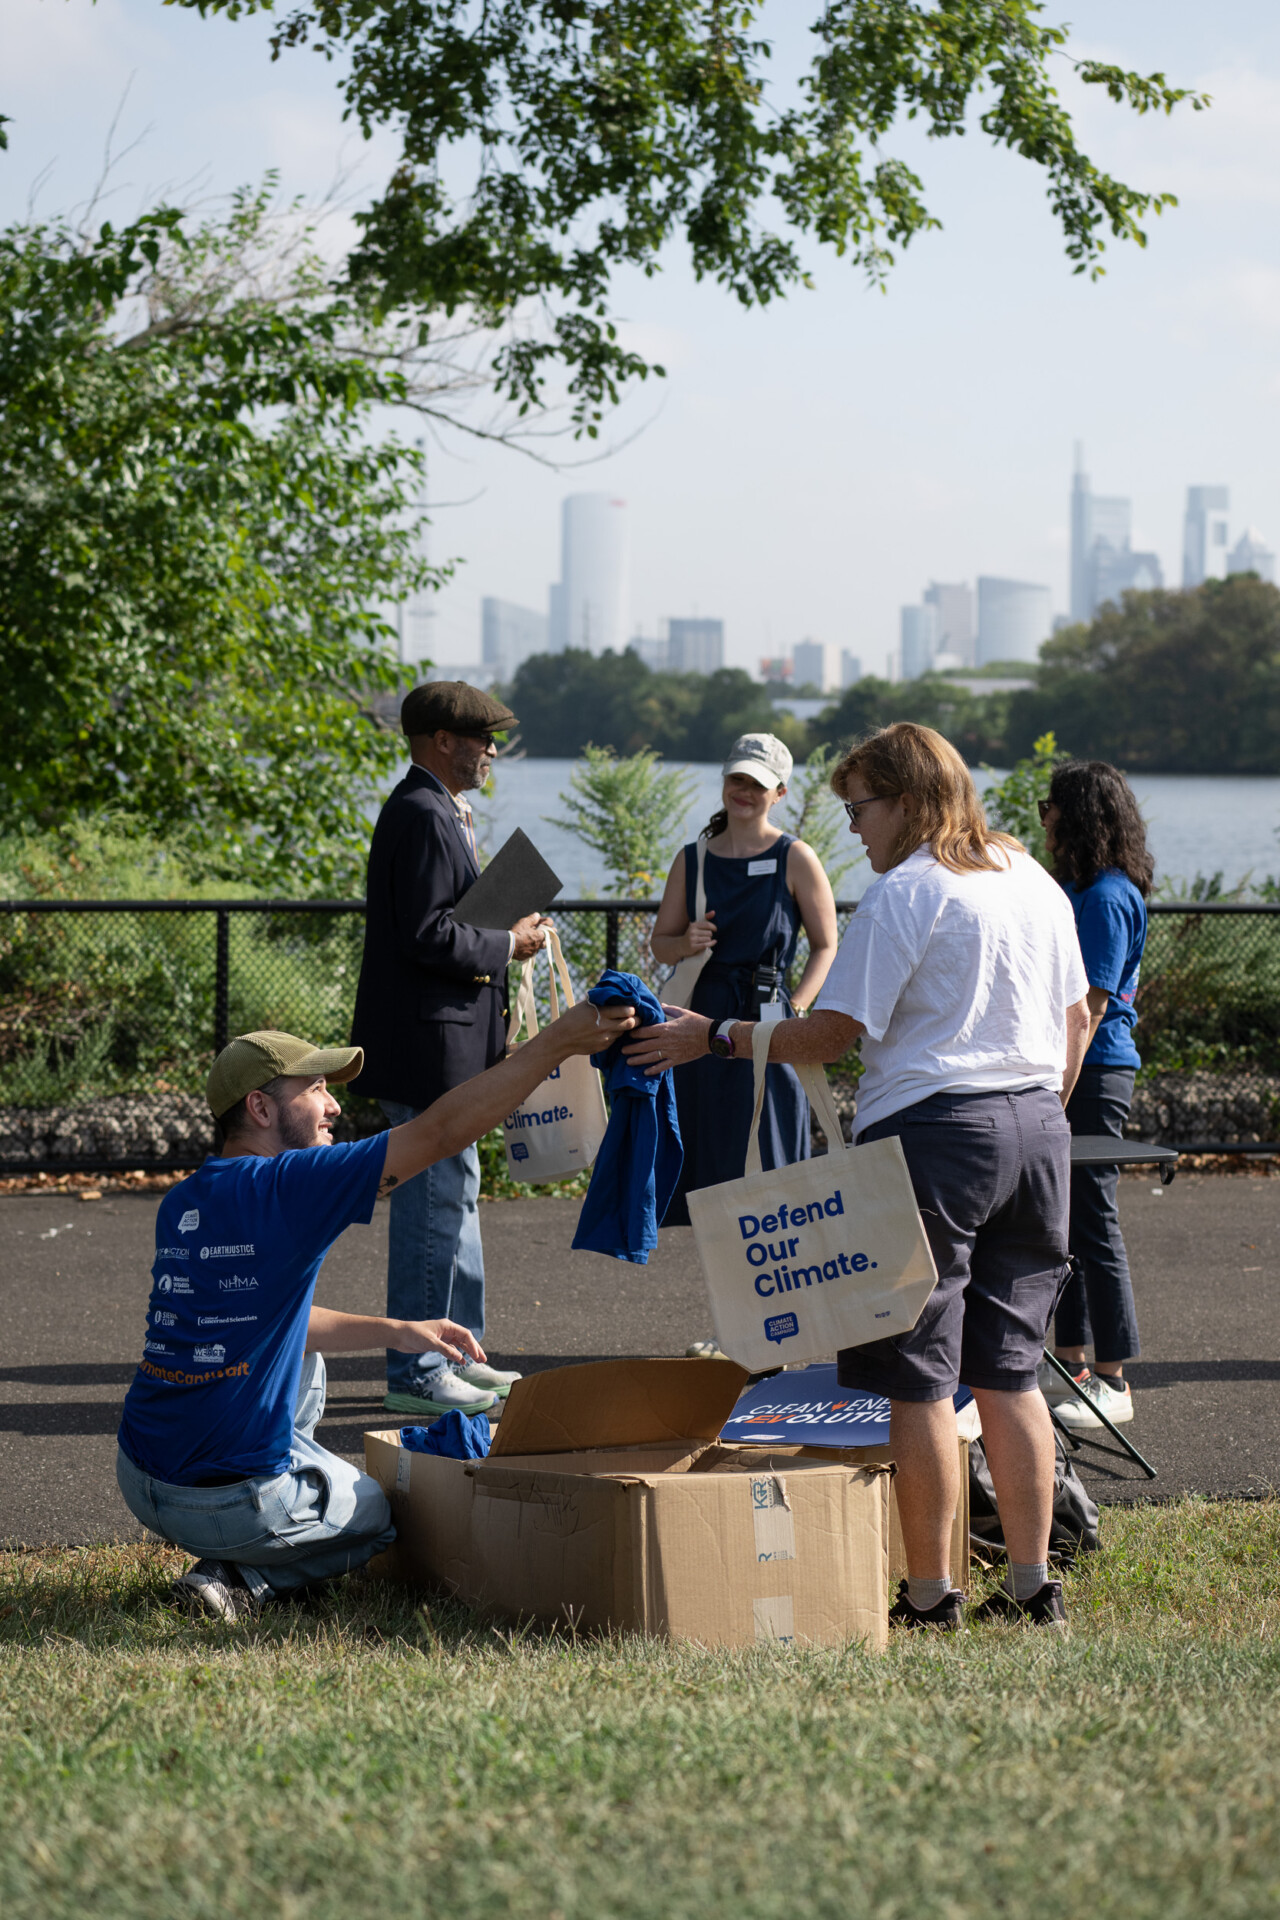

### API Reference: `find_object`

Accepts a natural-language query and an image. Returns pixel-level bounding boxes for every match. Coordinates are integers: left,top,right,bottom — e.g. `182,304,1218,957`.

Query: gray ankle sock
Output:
1004,1561,1050,1601
907,1575,952,1610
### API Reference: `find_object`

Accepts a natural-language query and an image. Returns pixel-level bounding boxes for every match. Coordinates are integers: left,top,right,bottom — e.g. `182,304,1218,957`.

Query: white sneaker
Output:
1037,1359,1092,1405
1055,1374,1134,1430
383,1368,497,1418
457,1360,522,1399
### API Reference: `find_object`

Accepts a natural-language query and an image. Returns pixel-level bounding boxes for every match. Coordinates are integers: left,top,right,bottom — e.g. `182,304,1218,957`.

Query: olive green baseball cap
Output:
206,1029,364,1120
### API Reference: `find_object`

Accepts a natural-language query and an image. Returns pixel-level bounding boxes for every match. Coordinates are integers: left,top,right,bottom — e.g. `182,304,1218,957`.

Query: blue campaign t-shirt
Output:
1062,869,1148,1070
118,1134,387,1484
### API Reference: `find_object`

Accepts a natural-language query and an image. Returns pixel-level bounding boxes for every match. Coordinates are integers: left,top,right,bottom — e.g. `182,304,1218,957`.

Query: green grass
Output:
3,1502,1280,1918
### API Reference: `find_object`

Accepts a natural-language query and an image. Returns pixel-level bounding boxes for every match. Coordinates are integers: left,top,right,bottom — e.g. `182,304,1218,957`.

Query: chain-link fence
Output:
2,897,1279,1172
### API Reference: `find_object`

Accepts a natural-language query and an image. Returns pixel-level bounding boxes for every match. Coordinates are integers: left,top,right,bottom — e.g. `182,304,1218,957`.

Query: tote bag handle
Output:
662,838,711,1009
506,924,576,1049
744,1019,850,1176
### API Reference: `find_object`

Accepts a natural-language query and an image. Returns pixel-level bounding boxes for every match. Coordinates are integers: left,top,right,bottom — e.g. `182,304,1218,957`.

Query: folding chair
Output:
1042,1135,1178,1483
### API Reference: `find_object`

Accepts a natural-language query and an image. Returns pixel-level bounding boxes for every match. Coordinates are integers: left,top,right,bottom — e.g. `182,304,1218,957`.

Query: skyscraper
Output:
899,605,938,681
976,578,1051,666
1183,486,1231,587
792,639,842,692
667,618,724,674
481,598,549,680
841,649,862,688
1069,446,1162,618
548,494,629,652
1228,527,1277,584
923,582,975,666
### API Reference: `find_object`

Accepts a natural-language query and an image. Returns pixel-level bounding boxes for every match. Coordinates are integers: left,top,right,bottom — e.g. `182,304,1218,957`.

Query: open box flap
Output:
489,1358,750,1458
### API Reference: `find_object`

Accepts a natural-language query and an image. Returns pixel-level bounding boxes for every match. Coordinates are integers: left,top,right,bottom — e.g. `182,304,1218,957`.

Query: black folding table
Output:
1040,1135,1178,1480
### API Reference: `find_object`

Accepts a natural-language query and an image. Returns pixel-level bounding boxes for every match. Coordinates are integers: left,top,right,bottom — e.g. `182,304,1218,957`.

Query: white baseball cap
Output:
721,732,793,789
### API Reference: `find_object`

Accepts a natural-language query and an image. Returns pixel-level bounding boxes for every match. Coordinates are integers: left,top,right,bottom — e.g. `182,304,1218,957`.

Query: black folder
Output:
453,828,563,930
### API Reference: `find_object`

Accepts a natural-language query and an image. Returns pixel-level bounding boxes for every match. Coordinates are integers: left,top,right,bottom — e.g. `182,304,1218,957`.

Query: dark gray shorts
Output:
837,1087,1070,1402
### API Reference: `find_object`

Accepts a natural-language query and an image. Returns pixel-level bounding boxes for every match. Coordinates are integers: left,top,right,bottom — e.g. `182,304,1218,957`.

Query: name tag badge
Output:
759,1000,785,1024
747,859,777,876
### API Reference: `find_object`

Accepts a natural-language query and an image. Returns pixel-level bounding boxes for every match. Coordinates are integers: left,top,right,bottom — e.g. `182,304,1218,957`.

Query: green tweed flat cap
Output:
400,680,518,737
206,1029,364,1120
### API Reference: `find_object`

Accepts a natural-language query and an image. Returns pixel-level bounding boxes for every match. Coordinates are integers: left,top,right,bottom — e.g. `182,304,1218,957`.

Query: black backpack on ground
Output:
968,1430,1101,1566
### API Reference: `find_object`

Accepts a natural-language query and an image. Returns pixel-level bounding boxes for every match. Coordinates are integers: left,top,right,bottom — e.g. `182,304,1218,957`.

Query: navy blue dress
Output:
660,834,810,1228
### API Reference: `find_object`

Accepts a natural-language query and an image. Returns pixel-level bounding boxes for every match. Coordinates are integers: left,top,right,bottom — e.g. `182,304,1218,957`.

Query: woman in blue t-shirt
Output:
1040,760,1152,1431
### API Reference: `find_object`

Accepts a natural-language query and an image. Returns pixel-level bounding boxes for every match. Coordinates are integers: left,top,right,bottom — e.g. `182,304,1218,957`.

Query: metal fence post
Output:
605,906,619,974
214,908,231,1056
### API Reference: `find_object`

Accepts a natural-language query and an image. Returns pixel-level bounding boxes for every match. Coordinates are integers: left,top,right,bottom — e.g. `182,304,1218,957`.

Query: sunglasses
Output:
843,794,898,826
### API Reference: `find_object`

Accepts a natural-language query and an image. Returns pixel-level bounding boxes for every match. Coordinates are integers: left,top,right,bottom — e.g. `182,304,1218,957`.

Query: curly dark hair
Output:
1046,760,1154,898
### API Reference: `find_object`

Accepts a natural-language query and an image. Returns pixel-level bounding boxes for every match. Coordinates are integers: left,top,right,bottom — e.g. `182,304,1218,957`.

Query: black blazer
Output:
349,767,512,1108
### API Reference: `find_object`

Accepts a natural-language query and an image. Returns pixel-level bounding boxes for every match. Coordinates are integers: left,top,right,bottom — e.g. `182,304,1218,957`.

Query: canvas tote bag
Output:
687,1023,938,1372
661,836,712,1010
502,926,608,1184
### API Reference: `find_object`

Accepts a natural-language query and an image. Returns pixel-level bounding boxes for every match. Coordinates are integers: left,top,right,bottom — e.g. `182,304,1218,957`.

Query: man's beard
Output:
278,1102,325,1151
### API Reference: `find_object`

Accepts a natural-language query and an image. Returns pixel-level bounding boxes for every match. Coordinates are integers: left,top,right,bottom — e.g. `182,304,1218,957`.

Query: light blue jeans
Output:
379,1102,485,1394
115,1353,395,1598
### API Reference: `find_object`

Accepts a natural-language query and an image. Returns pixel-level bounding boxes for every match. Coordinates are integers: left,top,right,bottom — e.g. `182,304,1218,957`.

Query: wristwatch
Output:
708,1019,736,1060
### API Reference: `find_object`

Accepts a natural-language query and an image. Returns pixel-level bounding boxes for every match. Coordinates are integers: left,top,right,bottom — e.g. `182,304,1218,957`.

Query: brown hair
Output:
1046,760,1154,898
831,723,1021,874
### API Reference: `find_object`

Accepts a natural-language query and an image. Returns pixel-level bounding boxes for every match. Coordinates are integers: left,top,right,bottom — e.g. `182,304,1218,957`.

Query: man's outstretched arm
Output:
376,998,636,1198
306,1307,484,1365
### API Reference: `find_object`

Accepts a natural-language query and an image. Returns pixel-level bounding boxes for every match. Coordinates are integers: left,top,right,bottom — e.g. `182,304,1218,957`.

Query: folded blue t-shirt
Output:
400,1410,492,1458
572,970,683,1263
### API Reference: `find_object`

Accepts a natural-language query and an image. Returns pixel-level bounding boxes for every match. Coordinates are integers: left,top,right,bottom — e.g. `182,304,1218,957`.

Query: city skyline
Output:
9,3,1280,675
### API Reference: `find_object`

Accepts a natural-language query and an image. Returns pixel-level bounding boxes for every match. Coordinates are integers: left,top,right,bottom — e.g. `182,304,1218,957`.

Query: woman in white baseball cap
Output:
650,732,838,1225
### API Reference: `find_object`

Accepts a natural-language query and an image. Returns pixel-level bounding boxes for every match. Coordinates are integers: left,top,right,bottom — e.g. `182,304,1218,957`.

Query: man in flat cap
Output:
349,681,549,1421
116,1008,634,1619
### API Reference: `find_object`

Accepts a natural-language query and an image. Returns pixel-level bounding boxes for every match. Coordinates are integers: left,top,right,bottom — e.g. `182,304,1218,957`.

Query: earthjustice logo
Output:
200,1243,255,1261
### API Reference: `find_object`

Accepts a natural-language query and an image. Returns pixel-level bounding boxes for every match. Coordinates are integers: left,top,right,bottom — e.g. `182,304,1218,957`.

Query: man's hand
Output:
378,997,638,1194
390,1317,486,1365
624,1006,713,1075
511,913,552,961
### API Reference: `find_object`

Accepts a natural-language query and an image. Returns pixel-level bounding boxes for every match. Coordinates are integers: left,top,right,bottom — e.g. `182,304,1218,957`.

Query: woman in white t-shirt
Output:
626,722,1091,1632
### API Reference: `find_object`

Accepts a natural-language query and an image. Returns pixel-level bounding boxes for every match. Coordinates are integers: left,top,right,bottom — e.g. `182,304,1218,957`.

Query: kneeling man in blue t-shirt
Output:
117,1002,634,1619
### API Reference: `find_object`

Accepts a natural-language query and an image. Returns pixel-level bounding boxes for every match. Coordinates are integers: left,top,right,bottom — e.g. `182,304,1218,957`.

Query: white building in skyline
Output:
976,576,1052,666
1228,526,1277,584
791,639,842,692
1069,447,1163,620
899,605,939,681
549,493,630,653
1182,485,1231,588
668,618,724,674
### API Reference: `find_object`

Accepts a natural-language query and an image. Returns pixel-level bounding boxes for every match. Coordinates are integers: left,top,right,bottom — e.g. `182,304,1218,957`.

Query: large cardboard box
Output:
365,1358,891,1650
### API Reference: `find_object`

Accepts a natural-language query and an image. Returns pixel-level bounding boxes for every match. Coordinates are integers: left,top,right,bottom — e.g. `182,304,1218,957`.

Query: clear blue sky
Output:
6,1,1280,673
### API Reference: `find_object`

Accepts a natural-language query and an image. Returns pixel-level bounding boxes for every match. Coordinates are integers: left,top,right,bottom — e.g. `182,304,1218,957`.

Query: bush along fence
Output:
1,898,1279,1174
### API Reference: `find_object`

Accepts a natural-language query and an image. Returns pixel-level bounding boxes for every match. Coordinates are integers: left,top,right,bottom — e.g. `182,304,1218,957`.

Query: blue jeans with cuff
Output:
115,1353,395,1598
1055,1064,1141,1365
379,1101,485,1394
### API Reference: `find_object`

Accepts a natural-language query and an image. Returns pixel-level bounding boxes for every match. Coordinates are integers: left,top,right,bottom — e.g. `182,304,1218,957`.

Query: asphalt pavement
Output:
3,1173,1278,1547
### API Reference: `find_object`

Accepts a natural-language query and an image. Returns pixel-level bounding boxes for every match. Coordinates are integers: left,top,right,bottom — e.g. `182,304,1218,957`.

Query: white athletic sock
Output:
907,1575,952,1610
1004,1561,1050,1601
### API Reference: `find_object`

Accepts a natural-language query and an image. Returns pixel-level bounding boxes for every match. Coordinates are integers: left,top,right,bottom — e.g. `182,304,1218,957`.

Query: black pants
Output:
1054,1064,1141,1364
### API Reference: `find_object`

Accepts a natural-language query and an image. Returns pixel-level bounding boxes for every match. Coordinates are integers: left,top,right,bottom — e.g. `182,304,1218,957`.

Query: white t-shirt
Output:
815,845,1089,1136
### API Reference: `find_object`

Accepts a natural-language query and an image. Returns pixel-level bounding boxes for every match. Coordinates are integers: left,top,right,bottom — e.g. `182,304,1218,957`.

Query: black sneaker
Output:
972,1580,1068,1631
888,1579,966,1632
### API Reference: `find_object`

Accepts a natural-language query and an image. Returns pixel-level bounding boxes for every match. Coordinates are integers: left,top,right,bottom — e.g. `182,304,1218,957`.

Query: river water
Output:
457,760,1280,899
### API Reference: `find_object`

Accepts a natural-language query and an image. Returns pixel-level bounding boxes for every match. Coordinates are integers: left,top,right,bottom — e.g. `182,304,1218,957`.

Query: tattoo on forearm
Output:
378,1173,399,1197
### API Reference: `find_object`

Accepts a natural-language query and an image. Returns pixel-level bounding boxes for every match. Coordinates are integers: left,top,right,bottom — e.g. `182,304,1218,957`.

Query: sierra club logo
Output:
200,1243,255,1261
152,1309,177,1328
736,1191,878,1301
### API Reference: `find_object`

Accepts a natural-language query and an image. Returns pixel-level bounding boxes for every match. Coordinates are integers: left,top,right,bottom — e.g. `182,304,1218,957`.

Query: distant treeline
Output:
504,576,1280,772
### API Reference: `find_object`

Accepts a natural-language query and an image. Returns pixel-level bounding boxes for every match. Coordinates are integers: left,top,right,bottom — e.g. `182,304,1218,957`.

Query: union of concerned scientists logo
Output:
178,1210,199,1234
198,1313,258,1326
200,1243,255,1261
